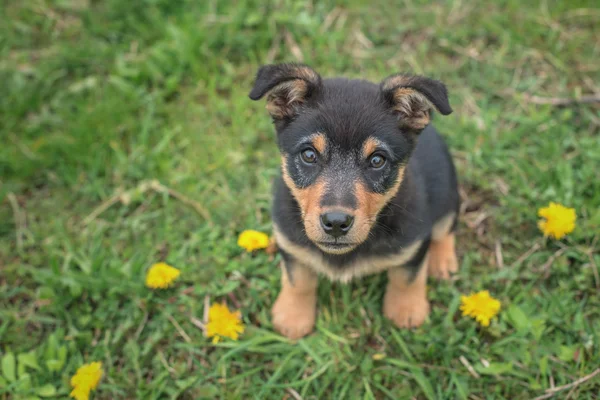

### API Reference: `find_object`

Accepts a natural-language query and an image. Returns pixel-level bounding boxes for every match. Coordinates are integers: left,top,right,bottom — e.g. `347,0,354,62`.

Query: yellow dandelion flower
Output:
237,230,270,252
460,290,501,327
70,361,103,400
206,303,245,344
538,202,576,240
145,262,181,289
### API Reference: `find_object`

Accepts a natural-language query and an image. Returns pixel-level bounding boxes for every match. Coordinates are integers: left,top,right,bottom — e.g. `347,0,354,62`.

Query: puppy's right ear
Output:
249,63,322,120
380,74,452,133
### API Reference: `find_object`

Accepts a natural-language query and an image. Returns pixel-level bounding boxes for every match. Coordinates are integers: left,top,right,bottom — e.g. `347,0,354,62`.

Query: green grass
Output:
1,0,599,398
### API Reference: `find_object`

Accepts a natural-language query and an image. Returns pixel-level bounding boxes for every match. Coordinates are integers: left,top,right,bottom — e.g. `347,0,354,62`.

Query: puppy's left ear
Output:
380,74,452,132
249,63,322,121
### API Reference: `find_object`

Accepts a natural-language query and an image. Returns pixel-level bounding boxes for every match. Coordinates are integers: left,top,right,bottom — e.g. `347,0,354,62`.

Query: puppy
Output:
249,63,459,339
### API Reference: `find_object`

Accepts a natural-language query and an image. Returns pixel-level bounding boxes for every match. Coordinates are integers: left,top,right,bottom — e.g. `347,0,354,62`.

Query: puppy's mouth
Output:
316,241,356,254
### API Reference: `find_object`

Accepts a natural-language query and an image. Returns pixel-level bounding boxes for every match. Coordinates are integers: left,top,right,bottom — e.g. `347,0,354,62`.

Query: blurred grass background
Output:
1,0,599,398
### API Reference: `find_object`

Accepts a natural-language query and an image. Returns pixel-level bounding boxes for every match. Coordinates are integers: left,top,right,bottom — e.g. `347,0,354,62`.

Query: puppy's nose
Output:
320,212,354,238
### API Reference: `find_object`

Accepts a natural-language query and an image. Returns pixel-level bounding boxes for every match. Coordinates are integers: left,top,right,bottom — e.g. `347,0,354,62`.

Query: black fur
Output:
250,64,459,276
272,126,458,268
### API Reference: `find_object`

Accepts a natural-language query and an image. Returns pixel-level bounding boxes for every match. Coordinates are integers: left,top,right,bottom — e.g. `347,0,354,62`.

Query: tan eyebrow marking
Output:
362,137,380,159
311,133,326,154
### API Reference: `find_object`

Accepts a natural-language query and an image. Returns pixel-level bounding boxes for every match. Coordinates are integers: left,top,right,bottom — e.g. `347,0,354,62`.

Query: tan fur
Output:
311,133,327,154
266,80,308,119
295,65,320,83
281,155,325,218
381,75,413,91
362,137,380,159
353,166,405,242
428,213,459,279
273,224,422,283
271,260,318,339
383,254,430,328
281,155,327,243
280,158,405,256
392,88,433,130
431,213,456,241
429,233,458,280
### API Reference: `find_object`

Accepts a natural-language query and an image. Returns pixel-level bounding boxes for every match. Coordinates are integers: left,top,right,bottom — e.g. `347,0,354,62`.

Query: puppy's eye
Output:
369,154,386,169
300,149,317,164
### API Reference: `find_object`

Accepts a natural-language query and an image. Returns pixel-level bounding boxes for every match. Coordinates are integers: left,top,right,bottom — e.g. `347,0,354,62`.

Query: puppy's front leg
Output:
272,259,318,339
384,253,430,328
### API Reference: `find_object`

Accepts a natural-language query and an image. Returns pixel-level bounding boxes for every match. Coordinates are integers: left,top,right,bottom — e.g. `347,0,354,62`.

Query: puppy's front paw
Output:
428,250,458,280
383,290,430,328
428,235,459,280
271,292,316,339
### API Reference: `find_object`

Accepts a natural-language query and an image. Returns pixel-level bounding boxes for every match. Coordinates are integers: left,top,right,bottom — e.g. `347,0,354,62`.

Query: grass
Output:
1,0,599,398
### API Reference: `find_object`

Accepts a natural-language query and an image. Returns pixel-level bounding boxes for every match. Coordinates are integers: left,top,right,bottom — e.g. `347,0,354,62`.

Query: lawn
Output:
1,0,599,399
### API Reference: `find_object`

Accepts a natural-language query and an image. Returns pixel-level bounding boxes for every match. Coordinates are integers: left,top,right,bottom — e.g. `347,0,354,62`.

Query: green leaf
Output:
44,334,58,361
411,369,436,400
0,375,7,388
16,372,32,391
18,358,27,379
176,377,197,390
475,362,513,376
506,304,530,332
1,352,16,382
558,345,577,362
37,286,56,300
213,279,240,296
521,350,532,366
539,356,548,376
46,360,63,372
196,384,218,398
450,375,469,400
385,359,434,400
19,351,41,371
57,346,67,366
37,384,57,397
529,380,542,390
68,282,82,297
531,318,546,341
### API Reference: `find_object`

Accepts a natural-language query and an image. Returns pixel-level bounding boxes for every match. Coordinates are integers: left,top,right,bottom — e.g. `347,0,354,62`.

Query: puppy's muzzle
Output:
319,211,354,238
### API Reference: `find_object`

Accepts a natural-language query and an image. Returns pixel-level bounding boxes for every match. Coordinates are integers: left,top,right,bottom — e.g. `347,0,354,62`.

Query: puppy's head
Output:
250,63,452,255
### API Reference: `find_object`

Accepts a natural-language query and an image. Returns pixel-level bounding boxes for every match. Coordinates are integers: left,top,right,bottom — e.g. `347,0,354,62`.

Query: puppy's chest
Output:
274,227,422,283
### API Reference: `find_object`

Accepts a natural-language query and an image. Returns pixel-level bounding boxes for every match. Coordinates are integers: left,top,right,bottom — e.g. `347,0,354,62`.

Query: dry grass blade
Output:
459,356,480,379
83,180,211,225
203,295,210,338
522,93,600,106
190,317,206,333
167,314,192,343
265,31,282,63
158,351,176,375
82,190,125,225
321,7,341,33
532,368,600,400
284,30,304,62
511,242,541,268
286,388,303,400
149,180,211,221
495,240,504,268
501,88,600,106
540,248,567,278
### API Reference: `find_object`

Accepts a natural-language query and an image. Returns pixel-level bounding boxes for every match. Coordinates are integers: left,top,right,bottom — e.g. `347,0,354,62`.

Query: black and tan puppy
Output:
249,63,459,339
